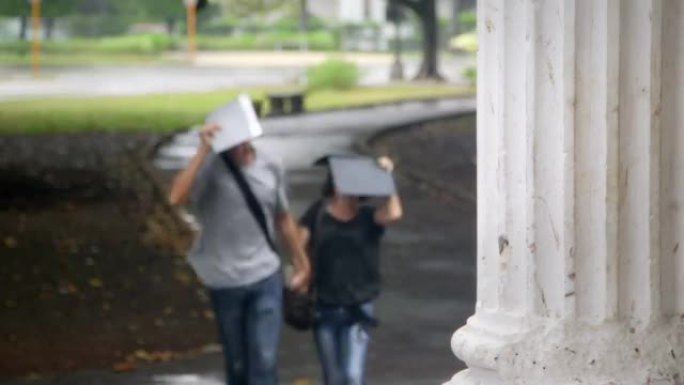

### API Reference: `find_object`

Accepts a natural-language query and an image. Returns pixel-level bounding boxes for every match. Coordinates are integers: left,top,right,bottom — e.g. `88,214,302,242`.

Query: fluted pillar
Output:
446,1,684,384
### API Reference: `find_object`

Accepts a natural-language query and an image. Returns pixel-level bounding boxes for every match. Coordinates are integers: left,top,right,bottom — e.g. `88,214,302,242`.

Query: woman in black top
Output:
299,156,403,385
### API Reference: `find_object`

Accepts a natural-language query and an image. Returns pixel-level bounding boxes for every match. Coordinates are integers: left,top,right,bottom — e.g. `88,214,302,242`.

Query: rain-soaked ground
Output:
0,100,475,384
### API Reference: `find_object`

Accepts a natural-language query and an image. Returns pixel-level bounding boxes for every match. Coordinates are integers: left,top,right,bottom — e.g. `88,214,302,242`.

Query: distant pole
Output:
299,0,309,51
30,0,41,77
390,20,404,80
387,3,404,81
184,0,197,62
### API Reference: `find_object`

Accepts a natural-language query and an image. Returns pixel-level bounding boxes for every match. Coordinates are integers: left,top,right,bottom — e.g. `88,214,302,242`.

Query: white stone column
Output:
446,0,684,384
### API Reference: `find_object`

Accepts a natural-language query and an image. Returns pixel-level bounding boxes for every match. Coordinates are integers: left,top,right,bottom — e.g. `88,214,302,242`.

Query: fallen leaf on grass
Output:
55,238,80,254
112,361,137,373
58,282,79,295
128,349,176,363
173,270,193,286
152,351,175,362
293,378,313,385
134,349,152,361
88,278,104,288
4,237,18,248
200,344,221,354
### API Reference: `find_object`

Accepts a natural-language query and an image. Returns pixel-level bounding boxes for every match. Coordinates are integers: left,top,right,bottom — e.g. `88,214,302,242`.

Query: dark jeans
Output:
209,271,282,385
313,302,374,385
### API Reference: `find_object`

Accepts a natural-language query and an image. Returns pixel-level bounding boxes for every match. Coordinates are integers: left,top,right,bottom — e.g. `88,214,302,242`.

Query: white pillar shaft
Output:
660,0,684,319
574,0,621,323
478,0,578,320
617,0,663,324
449,0,684,384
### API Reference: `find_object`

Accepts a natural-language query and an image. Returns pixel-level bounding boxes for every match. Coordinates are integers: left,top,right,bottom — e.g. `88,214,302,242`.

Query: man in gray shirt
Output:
168,123,310,385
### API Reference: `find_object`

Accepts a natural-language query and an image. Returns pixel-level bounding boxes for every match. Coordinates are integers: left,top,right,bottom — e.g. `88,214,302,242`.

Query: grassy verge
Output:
0,53,172,67
0,84,474,134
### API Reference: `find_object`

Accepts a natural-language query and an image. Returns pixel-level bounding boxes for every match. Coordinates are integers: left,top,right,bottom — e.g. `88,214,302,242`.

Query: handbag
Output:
282,284,315,331
218,150,316,331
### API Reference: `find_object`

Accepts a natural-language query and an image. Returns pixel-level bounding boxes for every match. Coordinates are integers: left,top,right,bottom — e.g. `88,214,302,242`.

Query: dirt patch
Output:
0,133,215,380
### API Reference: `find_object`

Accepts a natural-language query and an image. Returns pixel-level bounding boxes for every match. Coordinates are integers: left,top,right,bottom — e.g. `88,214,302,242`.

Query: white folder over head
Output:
205,94,263,153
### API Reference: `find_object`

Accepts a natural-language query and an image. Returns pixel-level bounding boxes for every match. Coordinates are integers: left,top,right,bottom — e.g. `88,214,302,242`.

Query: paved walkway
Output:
155,97,476,172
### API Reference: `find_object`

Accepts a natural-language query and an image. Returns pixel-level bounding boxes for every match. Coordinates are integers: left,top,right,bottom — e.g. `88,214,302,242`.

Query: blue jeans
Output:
313,302,374,385
209,271,282,385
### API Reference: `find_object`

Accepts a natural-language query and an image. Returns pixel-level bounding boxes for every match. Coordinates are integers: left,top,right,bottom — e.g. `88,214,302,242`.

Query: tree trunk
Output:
299,0,309,51
19,15,27,40
452,0,462,35
414,0,444,81
44,18,56,40
299,0,308,31
364,0,372,20
166,17,177,36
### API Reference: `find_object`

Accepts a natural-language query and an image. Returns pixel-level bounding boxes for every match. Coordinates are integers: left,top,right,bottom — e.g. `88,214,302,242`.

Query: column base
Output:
445,368,508,385
445,313,684,385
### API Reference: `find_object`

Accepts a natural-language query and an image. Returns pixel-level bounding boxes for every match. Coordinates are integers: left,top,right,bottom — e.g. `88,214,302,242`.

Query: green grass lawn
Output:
0,84,474,134
0,53,172,67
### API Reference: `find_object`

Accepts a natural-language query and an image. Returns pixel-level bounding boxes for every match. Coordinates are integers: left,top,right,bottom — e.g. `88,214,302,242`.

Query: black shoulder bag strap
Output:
218,151,277,253
309,199,327,267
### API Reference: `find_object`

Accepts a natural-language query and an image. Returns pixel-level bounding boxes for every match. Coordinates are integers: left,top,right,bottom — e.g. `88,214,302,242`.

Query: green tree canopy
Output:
214,0,288,17
0,0,30,17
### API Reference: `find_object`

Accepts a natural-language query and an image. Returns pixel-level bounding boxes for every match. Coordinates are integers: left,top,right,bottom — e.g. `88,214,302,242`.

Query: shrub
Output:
195,34,256,50
458,10,477,32
0,34,176,55
0,30,337,56
236,19,268,34
306,31,337,50
450,32,478,53
89,34,176,54
261,31,337,50
67,15,132,38
272,15,327,32
306,59,359,91
273,17,300,33
463,65,477,85
195,31,337,51
200,17,239,35
0,41,29,55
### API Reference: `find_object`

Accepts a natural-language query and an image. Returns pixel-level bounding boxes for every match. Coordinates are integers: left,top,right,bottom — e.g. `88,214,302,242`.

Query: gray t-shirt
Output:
187,147,288,289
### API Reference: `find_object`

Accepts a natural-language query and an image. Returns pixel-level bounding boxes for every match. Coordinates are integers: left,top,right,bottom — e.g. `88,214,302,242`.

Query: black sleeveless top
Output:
300,200,385,306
